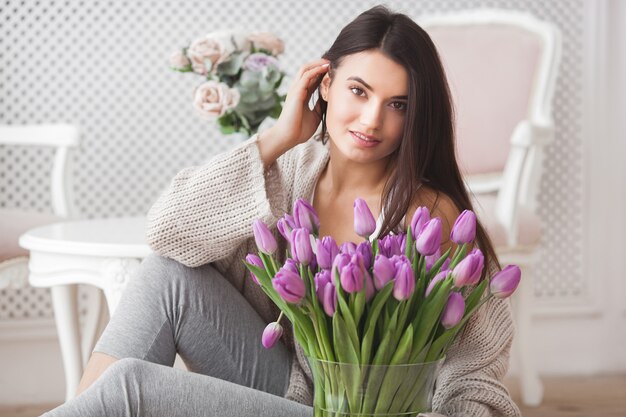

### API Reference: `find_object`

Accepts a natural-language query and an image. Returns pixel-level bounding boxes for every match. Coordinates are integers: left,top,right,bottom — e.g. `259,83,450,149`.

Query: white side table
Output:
19,217,152,402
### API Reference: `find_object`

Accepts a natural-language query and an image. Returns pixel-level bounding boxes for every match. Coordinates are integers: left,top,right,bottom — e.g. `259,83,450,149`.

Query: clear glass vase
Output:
307,357,444,417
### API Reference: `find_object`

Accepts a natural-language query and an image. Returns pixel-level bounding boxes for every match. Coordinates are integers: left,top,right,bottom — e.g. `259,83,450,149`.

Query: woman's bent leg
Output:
90,253,290,394
44,358,312,417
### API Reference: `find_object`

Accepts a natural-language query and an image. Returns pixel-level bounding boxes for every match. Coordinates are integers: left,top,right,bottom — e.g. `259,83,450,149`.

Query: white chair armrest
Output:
494,120,553,245
510,120,554,148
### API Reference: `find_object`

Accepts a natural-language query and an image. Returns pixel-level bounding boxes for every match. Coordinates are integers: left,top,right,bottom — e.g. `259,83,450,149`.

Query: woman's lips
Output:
350,131,380,148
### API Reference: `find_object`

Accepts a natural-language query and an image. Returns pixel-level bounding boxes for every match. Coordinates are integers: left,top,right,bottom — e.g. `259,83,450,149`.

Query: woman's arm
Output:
146,60,330,268
146,132,292,268
431,296,521,417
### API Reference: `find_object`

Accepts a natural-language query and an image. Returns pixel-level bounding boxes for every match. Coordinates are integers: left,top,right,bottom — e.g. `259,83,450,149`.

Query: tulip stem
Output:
276,311,284,324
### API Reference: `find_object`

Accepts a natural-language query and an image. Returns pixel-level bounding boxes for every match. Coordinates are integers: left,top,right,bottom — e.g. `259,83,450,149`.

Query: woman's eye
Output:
391,102,407,111
350,86,365,96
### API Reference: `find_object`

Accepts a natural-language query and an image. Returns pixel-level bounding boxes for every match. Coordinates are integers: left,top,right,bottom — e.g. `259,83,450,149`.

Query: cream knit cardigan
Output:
146,134,521,417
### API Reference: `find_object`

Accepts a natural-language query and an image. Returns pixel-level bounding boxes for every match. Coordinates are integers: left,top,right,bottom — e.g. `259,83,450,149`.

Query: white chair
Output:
0,124,82,289
420,9,562,406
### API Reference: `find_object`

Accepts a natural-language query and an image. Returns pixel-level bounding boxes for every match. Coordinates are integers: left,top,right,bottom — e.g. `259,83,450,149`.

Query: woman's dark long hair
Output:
316,5,501,274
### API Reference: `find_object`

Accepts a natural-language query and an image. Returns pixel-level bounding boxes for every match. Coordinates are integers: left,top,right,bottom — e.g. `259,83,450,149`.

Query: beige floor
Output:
2,374,625,416
506,374,626,417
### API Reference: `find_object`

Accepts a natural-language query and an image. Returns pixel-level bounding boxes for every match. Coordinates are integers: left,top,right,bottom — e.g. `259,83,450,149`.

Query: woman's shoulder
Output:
406,184,461,249
411,185,461,220
278,135,330,173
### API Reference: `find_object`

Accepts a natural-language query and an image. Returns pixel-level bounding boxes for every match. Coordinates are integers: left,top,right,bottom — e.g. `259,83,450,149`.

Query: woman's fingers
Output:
296,63,330,103
297,59,330,78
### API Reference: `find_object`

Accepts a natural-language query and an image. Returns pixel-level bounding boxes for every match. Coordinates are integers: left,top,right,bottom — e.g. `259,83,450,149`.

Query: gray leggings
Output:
42,254,313,417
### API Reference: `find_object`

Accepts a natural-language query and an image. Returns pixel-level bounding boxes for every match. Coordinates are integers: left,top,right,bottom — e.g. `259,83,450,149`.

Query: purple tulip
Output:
425,247,441,272
261,321,284,349
290,228,313,265
252,220,277,254
379,235,403,257
314,269,332,300
332,253,351,279
490,265,521,299
354,198,377,238
277,217,294,243
340,241,357,255
340,254,366,293
393,261,415,301
283,258,300,275
357,241,373,269
322,282,337,316
245,254,264,285
284,214,298,229
452,250,484,287
450,210,477,244
398,233,407,253
441,292,465,329
272,269,306,304
373,255,396,290
293,199,320,234
425,269,450,297
410,206,430,238
415,218,442,256
316,236,340,270
389,254,410,269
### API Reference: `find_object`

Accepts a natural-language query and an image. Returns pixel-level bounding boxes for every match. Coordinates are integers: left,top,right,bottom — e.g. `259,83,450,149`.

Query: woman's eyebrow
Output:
347,76,408,100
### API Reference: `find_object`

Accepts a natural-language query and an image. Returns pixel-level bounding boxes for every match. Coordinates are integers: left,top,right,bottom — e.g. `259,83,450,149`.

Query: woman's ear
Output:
320,73,331,101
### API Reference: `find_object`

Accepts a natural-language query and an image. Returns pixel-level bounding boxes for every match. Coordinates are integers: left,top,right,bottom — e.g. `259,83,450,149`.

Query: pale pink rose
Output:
187,38,222,75
188,31,251,75
169,50,190,70
193,80,240,118
248,32,285,56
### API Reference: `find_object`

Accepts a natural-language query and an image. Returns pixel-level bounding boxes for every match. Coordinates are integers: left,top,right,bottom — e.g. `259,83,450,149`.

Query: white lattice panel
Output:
0,0,583,323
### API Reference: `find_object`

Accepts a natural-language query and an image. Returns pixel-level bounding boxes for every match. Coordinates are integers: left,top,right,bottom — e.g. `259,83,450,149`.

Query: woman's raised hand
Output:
263,59,329,148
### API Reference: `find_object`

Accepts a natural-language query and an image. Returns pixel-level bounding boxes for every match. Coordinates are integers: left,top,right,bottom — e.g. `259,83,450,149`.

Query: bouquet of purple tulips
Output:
245,198,521,416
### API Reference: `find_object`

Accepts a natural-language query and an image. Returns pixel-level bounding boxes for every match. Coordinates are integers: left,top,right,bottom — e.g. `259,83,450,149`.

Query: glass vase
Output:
307,357,444,417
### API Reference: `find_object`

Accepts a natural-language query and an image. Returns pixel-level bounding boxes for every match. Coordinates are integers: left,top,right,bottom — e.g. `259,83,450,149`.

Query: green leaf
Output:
449,243,468,269
374,325,414,414
243,262,271,286
353,288,366,327
426,247,452,280
360,282,393,364
410,279,453,361
425,328,456,362
337,293,360,361
332,313,359,364
465,279,489,313
405,225,414,259
390,324,413,365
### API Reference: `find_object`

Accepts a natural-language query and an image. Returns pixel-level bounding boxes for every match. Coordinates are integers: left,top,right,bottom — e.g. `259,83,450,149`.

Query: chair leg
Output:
512,263,544,406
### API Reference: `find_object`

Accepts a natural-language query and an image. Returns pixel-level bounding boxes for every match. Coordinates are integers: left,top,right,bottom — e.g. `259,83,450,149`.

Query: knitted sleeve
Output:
430,296,522,417
146,134,290,268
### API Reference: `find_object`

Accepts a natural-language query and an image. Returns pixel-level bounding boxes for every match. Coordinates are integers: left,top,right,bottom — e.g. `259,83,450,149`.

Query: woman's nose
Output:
359,101,383,130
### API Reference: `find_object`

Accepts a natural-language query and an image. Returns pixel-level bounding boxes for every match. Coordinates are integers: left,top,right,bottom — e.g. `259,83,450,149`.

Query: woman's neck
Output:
323,141,390,198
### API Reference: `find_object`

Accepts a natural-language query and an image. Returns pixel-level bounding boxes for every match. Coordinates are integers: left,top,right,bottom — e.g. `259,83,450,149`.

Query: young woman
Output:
44,5,520,417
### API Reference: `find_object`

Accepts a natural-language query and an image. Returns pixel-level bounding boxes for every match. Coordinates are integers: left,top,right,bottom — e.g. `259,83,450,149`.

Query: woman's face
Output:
320,49,409,164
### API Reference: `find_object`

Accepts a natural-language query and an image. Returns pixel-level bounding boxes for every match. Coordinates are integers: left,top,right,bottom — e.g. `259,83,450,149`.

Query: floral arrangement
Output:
169,31,286,136
245,198,521,416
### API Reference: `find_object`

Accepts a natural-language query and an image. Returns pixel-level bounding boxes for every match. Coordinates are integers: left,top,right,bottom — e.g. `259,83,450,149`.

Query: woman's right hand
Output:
261,59,330,151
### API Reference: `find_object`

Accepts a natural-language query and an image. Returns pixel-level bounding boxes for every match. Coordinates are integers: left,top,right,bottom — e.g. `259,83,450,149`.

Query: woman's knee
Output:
104,357,146,379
